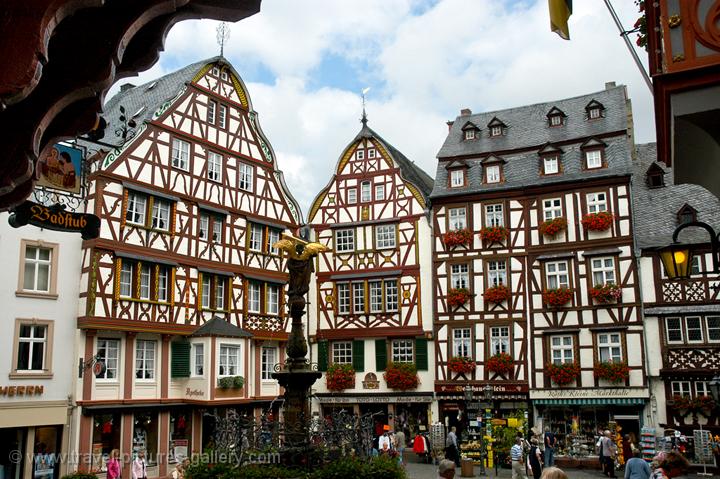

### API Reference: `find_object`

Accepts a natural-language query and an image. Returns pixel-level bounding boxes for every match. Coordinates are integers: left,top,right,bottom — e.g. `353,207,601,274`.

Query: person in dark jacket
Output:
529,438,543,479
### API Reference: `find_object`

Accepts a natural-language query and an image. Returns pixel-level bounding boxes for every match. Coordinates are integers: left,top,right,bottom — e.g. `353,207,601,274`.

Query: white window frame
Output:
192,343,204,377
368,149,376,159
16,324,47,371
208,151,222,182
119,263,133,298
464,130,475,140
550,115,562,126
171,138,190,171
545,261,569,289
332,341,352,365
201,275,211,309
487,260,506,286
151,198,170,231
550,335,574,365
218,344,240,377
543,156,559,175
375,183,385,201
490,125,502,137
448,207,467,230
248,282,261,313
357,150,365,160
347,188,357,204
586,150,602,169
207,100,216,124
591,257,616,286
199,214,210,240
335,229,355,252
135,339,156,381
543,198,562,221
696,381,709,397
212,217,223,243
214,279,226,311
665,317,683,343
587,192,607,213
392,339,414,363
218,104,227,129
375,224,396,249
490,326,510,355
157,267,168,302
671,381,691,397
597,332,622,362
249,224,263,252
239,163,254,192
453,328,471,358
96,338,120,381
451,264,469,289
707,316,720,342
267,229,280,255
360,181,371,202
139,264,151,300
385,280,398,312
266,284,279,315
589,107,602,120
126,191,147,225
686,316,704,343
369,281,382,313
485,164,500,184
22,245,52,293
352,282,365,314
337,283,350,315
261,346,277,380
450,170,464,188
485,204,504,227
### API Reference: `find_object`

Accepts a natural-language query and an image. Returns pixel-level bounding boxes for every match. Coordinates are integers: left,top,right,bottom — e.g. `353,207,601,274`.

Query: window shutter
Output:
415,337,428,371
171,341,191,378
353,340,364,372
317,340,328,372
375,339,387,371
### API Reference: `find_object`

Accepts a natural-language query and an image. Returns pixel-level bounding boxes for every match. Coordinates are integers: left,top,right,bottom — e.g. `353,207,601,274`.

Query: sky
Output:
108,0,653,221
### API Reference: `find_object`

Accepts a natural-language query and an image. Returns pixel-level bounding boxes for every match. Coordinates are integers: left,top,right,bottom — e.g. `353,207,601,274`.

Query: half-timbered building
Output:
634,142,720,452
307,118,435,438
431,84,648,448
75,57,300,477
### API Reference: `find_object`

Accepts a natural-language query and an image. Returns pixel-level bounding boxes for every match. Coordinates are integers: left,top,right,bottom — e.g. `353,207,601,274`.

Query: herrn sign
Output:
9,201,100,239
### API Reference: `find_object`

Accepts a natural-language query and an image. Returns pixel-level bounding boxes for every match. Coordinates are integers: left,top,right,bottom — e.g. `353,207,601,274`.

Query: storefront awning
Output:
534,398,646,406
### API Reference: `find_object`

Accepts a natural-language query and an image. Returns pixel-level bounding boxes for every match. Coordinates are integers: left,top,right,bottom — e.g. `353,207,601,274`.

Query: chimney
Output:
120,83,136,92
460,108,472,116
605,81,616,90
447,120,454,132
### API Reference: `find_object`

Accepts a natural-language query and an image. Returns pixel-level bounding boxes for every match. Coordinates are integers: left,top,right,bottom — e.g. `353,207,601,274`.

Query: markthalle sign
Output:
9,201,100,239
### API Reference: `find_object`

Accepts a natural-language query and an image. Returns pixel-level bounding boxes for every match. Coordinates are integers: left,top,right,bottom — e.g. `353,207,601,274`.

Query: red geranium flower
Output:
486,353,514,376
546,362,580,386
448,356,476,374
581,211,614,231
539,217,567,237
483,284,510,304
443,228,474,248
325,363,355,391
447,288,472,308
590,283,622,304
542,288,573,307
593,361,629,383
384,362,419,390
480,226,508,243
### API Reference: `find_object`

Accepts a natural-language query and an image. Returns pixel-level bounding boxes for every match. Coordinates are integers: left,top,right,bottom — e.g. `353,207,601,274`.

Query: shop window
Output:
92,413,121,465
453,328,471,357
218,344,240,376
545,261,569,289
448,207,467,230
133,412,159,465
169,410,192,463
485,204,504,227
18,240,59,297
490,326,509,355
550,335,573,364
332,341,353,365
34,426,62,479
391,339,414,363
192,343,204,376
586,192,607,213
597,333,622,362
135,339,156,381
96,339,120,380
239,163,254,192
117,258,173,303
487,260,506,286
591,257,616,286
451,264,469,289
335,229,355,252
261,346,277,380
543,198,562,221
199,273,229,312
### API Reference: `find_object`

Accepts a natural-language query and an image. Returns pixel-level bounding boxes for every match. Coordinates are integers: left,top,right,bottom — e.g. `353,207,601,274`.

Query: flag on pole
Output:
549,0,572,40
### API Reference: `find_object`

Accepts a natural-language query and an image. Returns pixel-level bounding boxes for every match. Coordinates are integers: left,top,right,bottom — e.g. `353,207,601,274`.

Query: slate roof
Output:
631,142,720,249
431,85,632,199
191,316,253,338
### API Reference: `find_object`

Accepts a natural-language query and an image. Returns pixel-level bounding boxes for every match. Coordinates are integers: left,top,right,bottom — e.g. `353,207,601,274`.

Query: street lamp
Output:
659,221,720,280
709,375,720,402
464,384,474,402
483,384,493,402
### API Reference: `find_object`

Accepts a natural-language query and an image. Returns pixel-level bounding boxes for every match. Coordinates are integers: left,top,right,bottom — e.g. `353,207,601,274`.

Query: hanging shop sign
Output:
0,385,44,396
8,201,100,239
362,373,380,389
37,143,84,194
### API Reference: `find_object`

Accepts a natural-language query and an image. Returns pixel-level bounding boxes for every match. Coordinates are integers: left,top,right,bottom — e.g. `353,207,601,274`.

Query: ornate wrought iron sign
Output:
8,201,101,239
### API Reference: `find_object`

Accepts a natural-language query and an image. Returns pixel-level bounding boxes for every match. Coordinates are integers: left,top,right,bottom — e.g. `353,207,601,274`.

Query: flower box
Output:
590,283,622,303
545,362,580,386
479,226,508,243
447,288,472,308
483,284,510,304
542,288,573,307
581,211,614,231
448,356,476,374
326,363,356,391
694,395,716,411
486,353,514,376
593,361,629,383
443,228,474,248
539,217,567,237
670,395,692,410
217,376,244,389
383,362,419,390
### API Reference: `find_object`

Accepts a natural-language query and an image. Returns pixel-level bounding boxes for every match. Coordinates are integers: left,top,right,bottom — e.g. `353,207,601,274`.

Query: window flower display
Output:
447,288,472,308
486,353,514,375
539,217,568,237
483,284,510,304
593,361,629,383
542,288,573,307
545,362,580,386
326,363,355,391
443,228,474,248
590,283,622,303
581,211,614,231
383,362,419,390
448,356,476,374
479,226,508,243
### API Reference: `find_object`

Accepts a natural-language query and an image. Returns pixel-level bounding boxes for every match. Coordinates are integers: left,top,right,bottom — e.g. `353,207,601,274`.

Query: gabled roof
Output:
191,317,253,338
646,162,665,176
538,143,564,155
585,99,605,110
580,137,607,149
480,155,506,165
460,121,480,131
487,117,506,128
547,107,567,118
445,159,470,169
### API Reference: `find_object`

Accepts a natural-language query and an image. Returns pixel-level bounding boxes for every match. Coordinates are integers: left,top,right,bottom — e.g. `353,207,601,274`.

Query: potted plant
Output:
593,361,630,383
669,395,692,410
217,375,244,389
383,362,419,390
581,211,614,231
443,228,474,248
590,283,622,303
545,362,580,386
480,226,508,243
486,352,514,376
448,356,476,374
326,363,356,391
447,287,472,308
539,217,568,237
694,395,717,412
483,284,510,304
542,288,573,307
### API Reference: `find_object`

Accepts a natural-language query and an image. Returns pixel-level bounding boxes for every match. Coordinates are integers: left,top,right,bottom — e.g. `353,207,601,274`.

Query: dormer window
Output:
550,115,562,126
481,155,506,184
450,170,465,187
486,165,501,183
461,121,479,141
585,100,605,120
586,150,602,169
547,107,566,127
465,130,475,140
677,204,697,225
543,155,560,174
490,125,502,137
580,138,607,170
646,163,665,188
487,117,506,138
589,108,601,119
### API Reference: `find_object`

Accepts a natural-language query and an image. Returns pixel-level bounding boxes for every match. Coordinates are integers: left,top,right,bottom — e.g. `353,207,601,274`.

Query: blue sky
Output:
109,0,653,220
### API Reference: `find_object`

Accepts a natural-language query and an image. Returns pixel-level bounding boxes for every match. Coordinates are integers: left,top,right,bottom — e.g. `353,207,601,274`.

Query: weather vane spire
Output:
361,87,370,125
216,22,231,56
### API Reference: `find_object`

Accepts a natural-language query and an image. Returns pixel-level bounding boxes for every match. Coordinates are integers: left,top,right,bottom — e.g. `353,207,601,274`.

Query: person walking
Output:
625,450,651,479
528,438,543,479
445,427,460,467
544,426,556,467
511,437,525,479
106,449,120,479
394,429,406,464
601,430,618,478
131,450,147,479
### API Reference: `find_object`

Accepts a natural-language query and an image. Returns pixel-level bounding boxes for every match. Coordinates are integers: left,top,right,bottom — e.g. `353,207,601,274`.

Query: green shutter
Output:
375,339,387,371
415,337,428,371
171,341,191,378
318,340,329,372
352,340,364,372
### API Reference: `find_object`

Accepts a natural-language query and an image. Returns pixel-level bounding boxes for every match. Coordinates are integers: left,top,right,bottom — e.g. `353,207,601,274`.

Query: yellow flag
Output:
549,0,572,40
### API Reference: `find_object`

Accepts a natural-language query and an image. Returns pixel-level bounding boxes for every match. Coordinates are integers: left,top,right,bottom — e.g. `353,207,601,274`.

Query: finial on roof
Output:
361,87,370,125
216,22,231,56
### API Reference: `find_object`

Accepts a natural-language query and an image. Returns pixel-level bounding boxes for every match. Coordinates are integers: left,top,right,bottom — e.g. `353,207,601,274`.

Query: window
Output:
192,343,204,376
335,229,355,252
221,71,228,81
490,326,510,355
453,329,471,357
591,257,616,285
586,192,607,213
677,205,697,225
125,190,175,231
218,104,227,129
485,204,504,227
543,156,559,174
691,256,702,275
392,339,413,363
696,381,709,397
671,381,691,397
545,261,569,289
212,67,220,76
247,222,282,254
208,151,222,182
451,264,469,289
543,198,562,221
332,342,352,365
199,273,229,311
347,188,357,204
337,283,350,314
352,282,365,314
249,224,263,251
248,281,261,313
385,280,398,312
490,125,502,137
199,213,223,242
487,260,506,286
586,150,602,169
339,279,397,314
589,107,602,119
261,347,277,380
549,115,563,126
666,317,683,343
449,207,467,230
485,165,500,183
465,130,475,140
126,191,147,225
207,100,216,124
370,281,382,313
135,340,156,380
361,181,371,202
550,335,574,364
357,150,365,160
151,198,171,231
450,170,464,187
96,339,120,380
375,183,385,201
686,316,703,342
239,163,254,192
266,284,279,315
172,138,190,170
707,317,720,341
218,345,240,376
116,258,172,303
597,333,622,362
375,224,396,249
16,324,47,371
368,149,376,159
21,243,55,294
267,229,280,255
